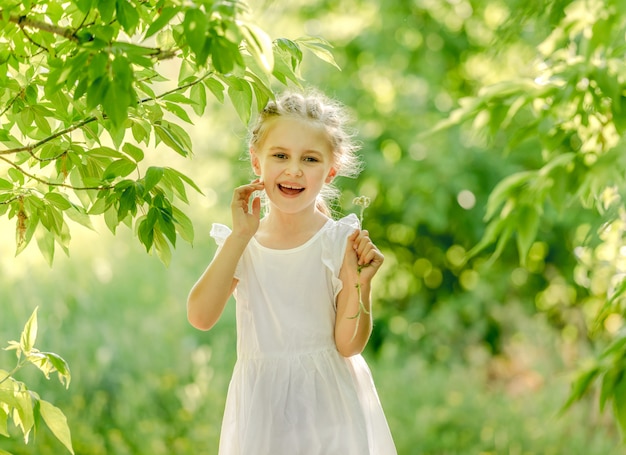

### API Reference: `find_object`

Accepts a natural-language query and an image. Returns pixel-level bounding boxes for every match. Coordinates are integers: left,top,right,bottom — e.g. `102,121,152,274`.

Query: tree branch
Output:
1,10,178,60
0,116,99,156
1,73,214,157
6,11,79,42
0,156,109,191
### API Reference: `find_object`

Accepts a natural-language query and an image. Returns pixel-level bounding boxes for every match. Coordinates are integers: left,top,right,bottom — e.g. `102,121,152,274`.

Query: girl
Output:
187,90,396,454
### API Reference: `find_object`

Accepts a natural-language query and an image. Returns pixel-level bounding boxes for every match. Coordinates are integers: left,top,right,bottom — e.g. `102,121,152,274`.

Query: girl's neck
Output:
262,207,328,233
255,207,329,248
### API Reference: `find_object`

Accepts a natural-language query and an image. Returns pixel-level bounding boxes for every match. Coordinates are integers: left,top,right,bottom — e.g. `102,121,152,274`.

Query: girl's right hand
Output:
231,179,264,239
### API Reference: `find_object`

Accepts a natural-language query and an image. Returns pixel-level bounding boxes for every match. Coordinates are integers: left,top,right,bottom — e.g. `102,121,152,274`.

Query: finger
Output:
353,234,371,255
233,182,264,207
347,229,360,248
251,196,261,218
234,180,264,195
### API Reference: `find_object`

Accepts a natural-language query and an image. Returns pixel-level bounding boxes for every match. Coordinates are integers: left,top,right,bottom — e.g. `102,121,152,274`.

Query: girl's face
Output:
251,116,337,216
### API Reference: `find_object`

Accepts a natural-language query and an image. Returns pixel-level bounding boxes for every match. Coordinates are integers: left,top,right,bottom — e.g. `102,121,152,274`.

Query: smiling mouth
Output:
278,184,305,195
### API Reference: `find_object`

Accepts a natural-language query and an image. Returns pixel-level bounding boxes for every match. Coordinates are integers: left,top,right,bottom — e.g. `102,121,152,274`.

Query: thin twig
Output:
3,10,178,60
0,156,108,190
19,25,50,52
1,72,214,157
0,116,99,156
0,196,20,205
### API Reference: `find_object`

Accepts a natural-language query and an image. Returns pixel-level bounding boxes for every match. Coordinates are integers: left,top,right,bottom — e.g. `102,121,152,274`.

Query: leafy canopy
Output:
0,0,336,265
427,0,626,437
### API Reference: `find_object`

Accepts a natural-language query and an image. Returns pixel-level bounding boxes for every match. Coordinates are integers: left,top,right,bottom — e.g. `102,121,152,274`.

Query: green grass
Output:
0,228,622,454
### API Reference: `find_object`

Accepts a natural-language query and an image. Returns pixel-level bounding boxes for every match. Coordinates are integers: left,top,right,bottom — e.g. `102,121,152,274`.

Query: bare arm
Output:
334,229,384,357
187,180,264,330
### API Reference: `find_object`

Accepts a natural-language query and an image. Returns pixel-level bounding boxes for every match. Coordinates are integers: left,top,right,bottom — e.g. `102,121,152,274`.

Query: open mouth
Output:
278,183,305,195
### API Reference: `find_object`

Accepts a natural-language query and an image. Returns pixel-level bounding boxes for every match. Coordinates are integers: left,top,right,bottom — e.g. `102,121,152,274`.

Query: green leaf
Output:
0,406,8,438
172,205,194,243
153,228,172,266
466,215,507,261
247,71,273,112
600,368,619,412
89,146,123,159
104,205,119,233
39,399,74,454
184,8,209,65
88,52,109,82
614,376,626,440
485,171,534,221
138,210,157,251
164,102,194,124
86,76,110,111
561,365,601,412
190,82,207,116
103,158,137,180
295,36,340,71
117,183,138,219
161,168,187,203
8,168,24,185
158,208,177,246
97,0,116,23
13,389,34,442
238,20,274,73
36,225,55,266
0,177,13,189
30,351,71,387
102,60,133,128
211,35,243,74
131,119,151,144
116,0,139,35
20,307,38,353
275,38,303,71
205,77,225,103
515,206,540,266
144,6,180,39
65,207,94,230
226,78,253,125
44,193,73,211
122,143,145,162
154,121,192,157
144,166,164,193
165,166,203,194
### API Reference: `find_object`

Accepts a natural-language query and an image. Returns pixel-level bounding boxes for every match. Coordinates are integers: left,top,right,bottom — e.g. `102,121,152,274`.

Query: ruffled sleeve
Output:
321,213,361,304
209,223,232,247
209,223,242,279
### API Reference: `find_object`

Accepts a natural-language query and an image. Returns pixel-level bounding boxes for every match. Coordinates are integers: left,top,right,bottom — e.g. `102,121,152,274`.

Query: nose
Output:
285,161,303,176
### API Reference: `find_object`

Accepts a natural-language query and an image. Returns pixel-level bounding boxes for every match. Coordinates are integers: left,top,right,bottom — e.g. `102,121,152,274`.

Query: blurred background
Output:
1,0,623,453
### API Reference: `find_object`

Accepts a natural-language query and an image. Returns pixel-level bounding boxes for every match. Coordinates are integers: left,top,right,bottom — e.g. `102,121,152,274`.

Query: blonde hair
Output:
248,90,362,216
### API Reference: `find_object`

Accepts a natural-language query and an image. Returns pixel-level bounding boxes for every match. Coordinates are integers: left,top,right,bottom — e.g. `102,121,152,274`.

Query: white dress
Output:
210,214,397,455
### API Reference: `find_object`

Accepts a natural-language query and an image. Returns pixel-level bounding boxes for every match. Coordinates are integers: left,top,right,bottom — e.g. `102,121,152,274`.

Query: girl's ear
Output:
325,167,337,183
250,148,261,176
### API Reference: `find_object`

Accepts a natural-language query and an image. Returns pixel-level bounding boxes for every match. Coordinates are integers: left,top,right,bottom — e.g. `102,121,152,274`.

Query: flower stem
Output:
348,195,372,342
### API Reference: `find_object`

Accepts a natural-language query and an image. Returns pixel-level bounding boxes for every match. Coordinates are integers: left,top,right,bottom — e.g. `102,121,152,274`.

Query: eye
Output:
273,153,288,159
304,156,320,163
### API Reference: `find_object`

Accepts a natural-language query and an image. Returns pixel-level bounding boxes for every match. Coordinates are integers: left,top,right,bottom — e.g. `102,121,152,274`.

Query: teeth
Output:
281,184,303,190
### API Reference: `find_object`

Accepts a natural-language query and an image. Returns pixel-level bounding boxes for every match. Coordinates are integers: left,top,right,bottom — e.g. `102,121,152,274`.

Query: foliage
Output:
1,308,72,454
422,0,626,437
0,0,335,265
5,0,626,450
0,240,621,454
255,0,626,440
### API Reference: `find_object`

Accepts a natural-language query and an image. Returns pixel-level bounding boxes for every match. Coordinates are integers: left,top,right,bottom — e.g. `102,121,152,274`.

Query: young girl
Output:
187,90,396,454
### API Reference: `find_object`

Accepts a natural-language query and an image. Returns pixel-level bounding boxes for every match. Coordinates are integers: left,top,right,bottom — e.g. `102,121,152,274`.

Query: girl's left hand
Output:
347,229,384,281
